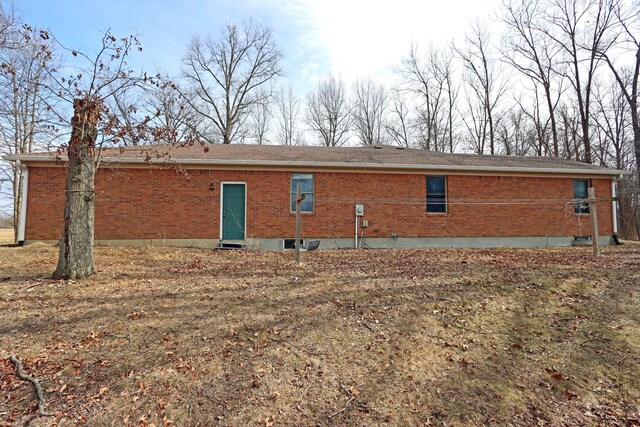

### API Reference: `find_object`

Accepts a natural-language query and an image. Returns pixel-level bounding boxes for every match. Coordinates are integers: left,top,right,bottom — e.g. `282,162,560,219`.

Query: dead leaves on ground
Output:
1,244,639,425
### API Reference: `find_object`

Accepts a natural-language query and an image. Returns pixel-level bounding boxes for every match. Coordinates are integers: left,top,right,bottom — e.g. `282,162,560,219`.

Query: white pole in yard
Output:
355,215,358,249
588,187,600,256
295,183,302,265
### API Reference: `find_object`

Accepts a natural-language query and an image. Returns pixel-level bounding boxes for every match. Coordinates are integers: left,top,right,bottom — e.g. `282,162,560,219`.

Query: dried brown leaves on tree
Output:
26,29,195,279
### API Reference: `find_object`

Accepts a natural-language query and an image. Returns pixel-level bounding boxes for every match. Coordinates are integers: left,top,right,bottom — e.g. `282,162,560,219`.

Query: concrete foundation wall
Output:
26,235,614,250
250,236,614,250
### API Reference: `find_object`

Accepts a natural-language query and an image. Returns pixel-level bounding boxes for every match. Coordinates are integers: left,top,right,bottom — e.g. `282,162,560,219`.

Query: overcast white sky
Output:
17,0,505,93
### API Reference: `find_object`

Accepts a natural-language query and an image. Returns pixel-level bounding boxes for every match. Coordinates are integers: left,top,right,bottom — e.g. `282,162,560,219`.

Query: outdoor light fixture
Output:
209,183,215,191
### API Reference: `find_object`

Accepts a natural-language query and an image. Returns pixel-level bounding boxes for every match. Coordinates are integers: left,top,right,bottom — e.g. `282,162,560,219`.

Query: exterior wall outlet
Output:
362,220,369,228
355,204,364,216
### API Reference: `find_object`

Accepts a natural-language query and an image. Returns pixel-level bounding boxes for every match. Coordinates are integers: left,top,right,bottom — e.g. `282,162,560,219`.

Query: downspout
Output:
17,161,28,246
612,175,621,245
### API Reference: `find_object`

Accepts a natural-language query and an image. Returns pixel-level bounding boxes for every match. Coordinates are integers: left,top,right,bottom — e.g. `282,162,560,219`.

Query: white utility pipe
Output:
355,215,358,249
18,161,28,243
612,177,619,234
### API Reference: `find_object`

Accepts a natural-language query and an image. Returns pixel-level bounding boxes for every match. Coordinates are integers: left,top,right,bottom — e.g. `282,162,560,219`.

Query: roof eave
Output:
4,154,629,176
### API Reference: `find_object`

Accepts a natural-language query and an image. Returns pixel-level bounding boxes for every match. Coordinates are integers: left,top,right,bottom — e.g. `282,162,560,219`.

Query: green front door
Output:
222,184,246,240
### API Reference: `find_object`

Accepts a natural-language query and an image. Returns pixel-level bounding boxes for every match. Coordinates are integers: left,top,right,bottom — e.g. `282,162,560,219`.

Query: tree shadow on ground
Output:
1,244,639,426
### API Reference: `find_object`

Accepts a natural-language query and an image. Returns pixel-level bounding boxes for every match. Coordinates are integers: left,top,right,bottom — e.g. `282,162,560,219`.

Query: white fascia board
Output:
4,153,629,176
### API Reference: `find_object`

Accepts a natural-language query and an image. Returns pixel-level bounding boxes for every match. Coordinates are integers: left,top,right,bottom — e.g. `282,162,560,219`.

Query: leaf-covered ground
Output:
1,242,639,426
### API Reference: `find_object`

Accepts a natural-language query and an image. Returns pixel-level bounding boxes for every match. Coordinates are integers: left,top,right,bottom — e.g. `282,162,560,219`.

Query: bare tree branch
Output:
500,0,563,156
384,90,413,148
454,21,509,155
541,0,621,163
274,84,302,145
305,76,351,147
180,20,282,144
351,77,388,145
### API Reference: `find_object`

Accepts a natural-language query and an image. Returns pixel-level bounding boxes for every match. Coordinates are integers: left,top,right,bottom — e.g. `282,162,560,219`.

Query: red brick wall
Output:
25,166,613,241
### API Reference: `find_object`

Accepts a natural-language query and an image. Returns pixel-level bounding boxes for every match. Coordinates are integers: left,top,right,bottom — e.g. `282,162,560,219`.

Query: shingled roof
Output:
6,143,626,176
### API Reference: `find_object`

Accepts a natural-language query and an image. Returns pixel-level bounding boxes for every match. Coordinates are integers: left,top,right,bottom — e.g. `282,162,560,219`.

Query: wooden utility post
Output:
588,187,600,256
294,183,302,265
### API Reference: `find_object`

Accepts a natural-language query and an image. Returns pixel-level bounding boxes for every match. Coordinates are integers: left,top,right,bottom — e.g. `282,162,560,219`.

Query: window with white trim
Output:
290,173,314,212
573,179,590,214
426,176,447,213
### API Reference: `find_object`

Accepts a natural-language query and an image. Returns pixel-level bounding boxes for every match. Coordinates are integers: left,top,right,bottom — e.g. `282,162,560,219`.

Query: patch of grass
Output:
0,229,13,245
1,243,639,426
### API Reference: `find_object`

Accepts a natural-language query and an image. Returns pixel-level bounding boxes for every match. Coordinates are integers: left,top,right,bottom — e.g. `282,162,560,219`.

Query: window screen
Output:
291,174,314,212
573,179,590,214
427,176,447,213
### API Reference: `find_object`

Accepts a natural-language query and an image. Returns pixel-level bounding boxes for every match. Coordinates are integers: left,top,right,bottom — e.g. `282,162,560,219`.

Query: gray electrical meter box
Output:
355,204,364,216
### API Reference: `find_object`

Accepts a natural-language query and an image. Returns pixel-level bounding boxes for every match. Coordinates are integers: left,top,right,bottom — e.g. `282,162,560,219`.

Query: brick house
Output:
6,144,626,249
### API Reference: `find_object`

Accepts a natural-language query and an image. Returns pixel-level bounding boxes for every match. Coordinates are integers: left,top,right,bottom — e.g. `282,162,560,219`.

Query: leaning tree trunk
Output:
53,99,100,280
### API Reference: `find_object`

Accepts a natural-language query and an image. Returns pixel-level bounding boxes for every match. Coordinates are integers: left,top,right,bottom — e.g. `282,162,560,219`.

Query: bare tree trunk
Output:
570,32,591,163
544,0,620,164
633,52,640,182
629,101,640,183
455,21,506,156
544,84,559,157
352,77,388,145
447,70,457,153
562,113,569,158
385,91,411,147
305,76,351,147
598,19,639,183
181,21,282,144
631,52,640,181
53,99,99,280
275,85,301,145
500,0,562,157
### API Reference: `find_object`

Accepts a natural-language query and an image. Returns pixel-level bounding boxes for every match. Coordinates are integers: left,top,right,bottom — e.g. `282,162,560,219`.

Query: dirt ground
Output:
1,243,639,426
